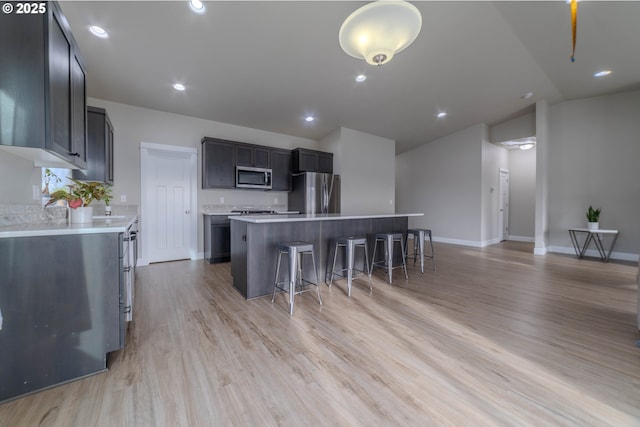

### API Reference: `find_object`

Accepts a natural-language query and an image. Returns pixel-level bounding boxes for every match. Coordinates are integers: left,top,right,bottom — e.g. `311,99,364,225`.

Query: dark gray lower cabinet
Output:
0,233,121,403
204,215,231,263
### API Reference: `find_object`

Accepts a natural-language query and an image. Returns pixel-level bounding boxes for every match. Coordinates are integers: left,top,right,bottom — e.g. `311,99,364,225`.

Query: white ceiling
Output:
59,1,640,154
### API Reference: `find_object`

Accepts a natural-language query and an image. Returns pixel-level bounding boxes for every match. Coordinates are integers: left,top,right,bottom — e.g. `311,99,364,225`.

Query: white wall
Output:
0,150,41,203
319,127,395,215
490,111,535,143
547,90,640,258
508,148,536,240
481,125,509,245
396,124,484,245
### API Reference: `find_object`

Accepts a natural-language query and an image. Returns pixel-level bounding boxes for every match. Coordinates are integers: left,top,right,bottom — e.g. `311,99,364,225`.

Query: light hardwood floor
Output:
1,242,639,426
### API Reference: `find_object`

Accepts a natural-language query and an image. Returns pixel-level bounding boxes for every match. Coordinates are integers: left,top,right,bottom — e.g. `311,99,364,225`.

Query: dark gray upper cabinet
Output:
235,144,270,168
292,148,333,174
202,137,294,190
0,1,87,168
202,138,236,189
73,107,114,184
271,149,292,191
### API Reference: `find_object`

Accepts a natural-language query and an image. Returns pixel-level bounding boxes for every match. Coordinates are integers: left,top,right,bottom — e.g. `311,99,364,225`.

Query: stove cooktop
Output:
231,209,277,215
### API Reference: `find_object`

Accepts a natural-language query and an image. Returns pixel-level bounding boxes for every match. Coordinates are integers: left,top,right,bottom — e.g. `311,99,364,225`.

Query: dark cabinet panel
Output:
235,144,270,168
49,14,72,158
0,1,87,167
70,52,87,169
73,107,113,184
204,215,231,263
271,149,292,191
292,148,333,173
202,137,293,190
202,138,235,189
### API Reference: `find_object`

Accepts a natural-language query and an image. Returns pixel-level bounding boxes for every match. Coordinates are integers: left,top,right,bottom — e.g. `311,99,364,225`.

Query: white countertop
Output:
229,213,423,224
0,216,137,238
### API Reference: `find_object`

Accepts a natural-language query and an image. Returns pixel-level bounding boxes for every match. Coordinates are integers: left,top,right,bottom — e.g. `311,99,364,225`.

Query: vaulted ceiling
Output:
59,1,640,153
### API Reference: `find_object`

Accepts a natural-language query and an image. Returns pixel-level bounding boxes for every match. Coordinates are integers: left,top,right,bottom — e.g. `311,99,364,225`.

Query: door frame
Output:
498,168,510,241
139,142,198,265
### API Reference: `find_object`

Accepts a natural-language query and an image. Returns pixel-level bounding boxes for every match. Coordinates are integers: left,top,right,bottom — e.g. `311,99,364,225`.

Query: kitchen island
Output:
230,213,423,299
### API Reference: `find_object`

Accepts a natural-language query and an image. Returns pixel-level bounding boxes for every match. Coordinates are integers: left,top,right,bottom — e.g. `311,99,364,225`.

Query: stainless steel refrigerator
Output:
288,172,341,214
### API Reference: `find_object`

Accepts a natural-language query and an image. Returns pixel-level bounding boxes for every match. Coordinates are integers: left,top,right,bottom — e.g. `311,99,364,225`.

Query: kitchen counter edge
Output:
0,216,138,239
229,213,423,224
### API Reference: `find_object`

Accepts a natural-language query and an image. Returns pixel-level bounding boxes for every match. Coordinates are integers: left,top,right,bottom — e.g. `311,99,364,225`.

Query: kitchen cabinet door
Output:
292,148,333,174
271,149,292,191
73,107,113,184
235,144,270,168
202,138,235,188
0,1,87,168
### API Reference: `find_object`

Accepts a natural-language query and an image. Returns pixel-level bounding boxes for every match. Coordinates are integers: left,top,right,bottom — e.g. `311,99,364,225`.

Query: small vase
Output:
70,206,94,224
587,221,599,230
104,206,112,216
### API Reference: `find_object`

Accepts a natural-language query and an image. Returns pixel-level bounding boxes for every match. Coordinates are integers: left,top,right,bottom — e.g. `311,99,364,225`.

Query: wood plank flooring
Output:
1,242,639,426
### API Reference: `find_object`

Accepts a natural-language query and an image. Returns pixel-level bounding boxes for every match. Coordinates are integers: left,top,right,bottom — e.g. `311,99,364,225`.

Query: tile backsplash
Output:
0,203,139,226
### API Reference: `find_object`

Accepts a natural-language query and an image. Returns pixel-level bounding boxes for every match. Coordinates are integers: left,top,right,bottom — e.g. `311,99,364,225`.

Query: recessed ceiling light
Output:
355,74,367,83
189,0,206,14
305,116,315,122
520,92,533,99
173,83,186,91
593,70,612,78
89,25,109,39
436,112,447,119
519,143,534,150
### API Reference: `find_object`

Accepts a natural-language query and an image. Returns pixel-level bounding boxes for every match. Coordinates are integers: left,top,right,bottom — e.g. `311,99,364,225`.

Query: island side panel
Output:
245,220,322,299
319,218,374,283
230,219,248,297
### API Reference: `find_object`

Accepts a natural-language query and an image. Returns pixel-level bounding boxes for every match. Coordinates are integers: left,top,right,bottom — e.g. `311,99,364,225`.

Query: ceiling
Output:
59,1,640,154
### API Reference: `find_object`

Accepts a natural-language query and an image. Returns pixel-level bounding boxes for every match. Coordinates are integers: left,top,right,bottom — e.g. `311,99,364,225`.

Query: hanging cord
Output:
570,0,578,62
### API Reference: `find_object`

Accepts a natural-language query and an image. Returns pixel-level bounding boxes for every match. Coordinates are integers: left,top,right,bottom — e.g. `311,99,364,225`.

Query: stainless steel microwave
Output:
236,166,272,190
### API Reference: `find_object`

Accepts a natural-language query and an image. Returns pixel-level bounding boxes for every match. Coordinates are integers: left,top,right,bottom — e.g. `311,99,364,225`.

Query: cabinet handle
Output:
68,152,80,157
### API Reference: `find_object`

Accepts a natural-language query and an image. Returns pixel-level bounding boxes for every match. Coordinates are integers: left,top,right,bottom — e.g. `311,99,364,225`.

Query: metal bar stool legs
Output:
329,237,372,296
406,229,436,273
370,233,408,284
272,241,322,315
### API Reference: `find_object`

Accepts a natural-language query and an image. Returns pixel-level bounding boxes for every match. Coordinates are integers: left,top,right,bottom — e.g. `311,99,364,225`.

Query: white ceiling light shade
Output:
189,0,206,15
89,25,109,39
339,1,422,66
173,83,186,91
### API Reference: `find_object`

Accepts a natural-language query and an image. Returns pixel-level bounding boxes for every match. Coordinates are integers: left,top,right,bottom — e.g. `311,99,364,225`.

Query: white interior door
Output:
499,168,510,241
141,143,197,264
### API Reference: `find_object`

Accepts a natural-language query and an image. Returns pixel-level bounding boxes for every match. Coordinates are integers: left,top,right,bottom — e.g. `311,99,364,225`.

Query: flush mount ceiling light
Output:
519,143,534,150
501,137,536,151
436,112,447,119
89,25,109,39
173,83,186,91
339,0,422,66
305,116,315,122
189,0,206,15
355,74,367,82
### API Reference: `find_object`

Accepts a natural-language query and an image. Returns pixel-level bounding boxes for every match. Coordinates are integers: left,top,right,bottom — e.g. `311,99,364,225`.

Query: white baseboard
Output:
548,245,639,262
136,258,150,267
508,235,535,243
533,247,547,255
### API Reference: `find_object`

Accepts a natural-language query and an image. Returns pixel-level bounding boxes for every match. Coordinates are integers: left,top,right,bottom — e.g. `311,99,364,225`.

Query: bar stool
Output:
405,228,436,273
369,232,408,284
272,241,322,315
329,236,373,297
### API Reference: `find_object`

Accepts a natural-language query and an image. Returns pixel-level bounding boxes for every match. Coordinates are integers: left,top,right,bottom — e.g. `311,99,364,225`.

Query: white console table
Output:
568,228,619,262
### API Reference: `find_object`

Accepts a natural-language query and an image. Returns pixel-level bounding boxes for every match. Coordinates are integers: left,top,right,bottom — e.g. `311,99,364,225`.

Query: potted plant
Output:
46,178,111,223
586,205,601,230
